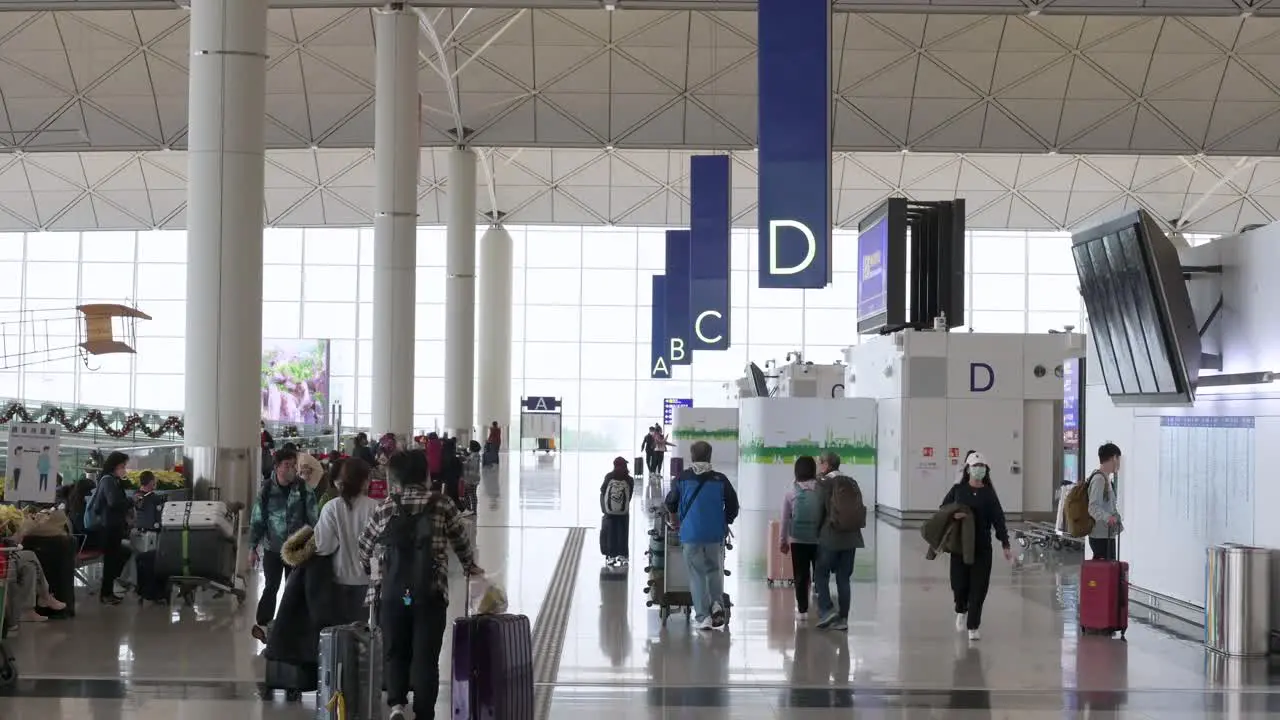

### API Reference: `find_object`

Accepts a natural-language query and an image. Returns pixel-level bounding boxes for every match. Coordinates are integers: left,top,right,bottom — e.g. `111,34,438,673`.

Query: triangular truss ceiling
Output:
7,8,1280,154
0,147,1272,235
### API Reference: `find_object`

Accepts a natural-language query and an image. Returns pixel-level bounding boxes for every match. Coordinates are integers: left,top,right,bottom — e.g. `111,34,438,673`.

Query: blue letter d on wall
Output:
969,363,995,393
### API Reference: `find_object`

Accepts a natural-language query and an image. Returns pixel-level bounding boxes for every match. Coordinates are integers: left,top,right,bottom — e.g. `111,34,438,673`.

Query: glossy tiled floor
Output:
2,451,1278,719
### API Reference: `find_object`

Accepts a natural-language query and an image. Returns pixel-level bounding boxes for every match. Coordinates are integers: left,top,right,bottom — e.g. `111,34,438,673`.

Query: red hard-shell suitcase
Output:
1079,559,1128,638
451,613,535,720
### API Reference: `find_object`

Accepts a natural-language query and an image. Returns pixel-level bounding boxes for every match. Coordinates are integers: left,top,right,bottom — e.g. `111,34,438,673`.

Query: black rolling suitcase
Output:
599,513,630,558
634,457,644,476
134,550,168,603
483,442,499,467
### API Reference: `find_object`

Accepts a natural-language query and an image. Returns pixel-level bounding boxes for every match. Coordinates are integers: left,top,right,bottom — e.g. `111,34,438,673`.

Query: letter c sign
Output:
969,362,995,393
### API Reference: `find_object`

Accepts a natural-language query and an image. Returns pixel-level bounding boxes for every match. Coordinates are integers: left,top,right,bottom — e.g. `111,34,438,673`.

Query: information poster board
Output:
5,422,63,504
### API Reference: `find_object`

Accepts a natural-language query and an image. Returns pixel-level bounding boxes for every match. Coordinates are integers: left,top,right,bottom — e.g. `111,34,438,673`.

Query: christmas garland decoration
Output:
0,401,183,439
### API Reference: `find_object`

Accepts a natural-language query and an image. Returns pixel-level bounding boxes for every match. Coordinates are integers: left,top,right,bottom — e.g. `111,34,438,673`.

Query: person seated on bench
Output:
2,535,67,625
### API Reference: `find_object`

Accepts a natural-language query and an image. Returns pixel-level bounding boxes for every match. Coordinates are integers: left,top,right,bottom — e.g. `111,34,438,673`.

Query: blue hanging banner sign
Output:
650,275,670,379
756,0,832,290
689,155,731,351
665,230,692,366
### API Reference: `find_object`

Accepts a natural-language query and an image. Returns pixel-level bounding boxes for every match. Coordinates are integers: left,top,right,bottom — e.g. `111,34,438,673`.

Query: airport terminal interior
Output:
2,0,1280,718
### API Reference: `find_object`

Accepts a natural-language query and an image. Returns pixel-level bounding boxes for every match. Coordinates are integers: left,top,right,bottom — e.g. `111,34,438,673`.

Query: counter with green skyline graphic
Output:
672,427,738,441
739,427,876,465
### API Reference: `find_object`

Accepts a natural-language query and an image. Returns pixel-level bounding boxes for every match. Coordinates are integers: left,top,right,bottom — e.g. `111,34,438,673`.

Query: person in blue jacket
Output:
664,440,740,630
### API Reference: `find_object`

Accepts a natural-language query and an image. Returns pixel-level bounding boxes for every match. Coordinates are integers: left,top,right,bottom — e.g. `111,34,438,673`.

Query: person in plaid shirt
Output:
358,448,482,720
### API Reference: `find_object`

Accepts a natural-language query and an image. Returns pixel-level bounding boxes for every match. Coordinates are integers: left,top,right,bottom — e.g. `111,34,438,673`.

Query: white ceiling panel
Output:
3,8,1280,155
0,146,1264,235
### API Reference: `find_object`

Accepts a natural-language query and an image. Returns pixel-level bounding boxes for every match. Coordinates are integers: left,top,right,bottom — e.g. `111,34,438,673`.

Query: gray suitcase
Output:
155,527,235,584
316,620,383,720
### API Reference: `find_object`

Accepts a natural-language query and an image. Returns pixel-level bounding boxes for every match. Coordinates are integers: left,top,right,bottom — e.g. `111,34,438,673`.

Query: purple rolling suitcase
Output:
451,612,534,720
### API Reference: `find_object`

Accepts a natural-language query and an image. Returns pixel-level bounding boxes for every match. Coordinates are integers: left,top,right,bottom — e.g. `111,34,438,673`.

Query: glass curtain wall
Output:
0,226,1090,451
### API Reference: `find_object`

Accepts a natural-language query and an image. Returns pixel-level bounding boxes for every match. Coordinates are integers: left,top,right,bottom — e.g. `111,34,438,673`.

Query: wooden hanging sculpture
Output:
77,303,150,355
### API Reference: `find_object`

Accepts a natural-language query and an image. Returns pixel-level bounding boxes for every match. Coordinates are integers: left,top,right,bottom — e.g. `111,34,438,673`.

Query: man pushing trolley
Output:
663,441,739,631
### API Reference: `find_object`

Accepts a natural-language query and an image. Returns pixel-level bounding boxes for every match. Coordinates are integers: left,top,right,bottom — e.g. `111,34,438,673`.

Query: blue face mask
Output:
969,466,987,482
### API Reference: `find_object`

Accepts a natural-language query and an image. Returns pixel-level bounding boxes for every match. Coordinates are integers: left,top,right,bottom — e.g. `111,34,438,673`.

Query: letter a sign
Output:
650,275,671,379
756,0,832,289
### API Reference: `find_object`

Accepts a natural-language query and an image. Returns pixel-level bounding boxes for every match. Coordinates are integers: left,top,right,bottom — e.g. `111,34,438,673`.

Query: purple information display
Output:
1063,359,1078,435
856,217,889,323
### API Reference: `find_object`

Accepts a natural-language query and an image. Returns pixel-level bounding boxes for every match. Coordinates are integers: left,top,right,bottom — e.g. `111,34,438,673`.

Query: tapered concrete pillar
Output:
370,6,420,441
445,148,477,442
183,0,268,515
476,225,513,435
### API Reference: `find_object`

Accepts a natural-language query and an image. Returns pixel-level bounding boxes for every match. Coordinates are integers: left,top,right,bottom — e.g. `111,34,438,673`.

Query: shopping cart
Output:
0,547,19,686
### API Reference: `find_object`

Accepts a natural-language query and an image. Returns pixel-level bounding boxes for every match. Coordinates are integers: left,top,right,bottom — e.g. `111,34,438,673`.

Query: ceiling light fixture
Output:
1026,8,1040,17
603,1,616,10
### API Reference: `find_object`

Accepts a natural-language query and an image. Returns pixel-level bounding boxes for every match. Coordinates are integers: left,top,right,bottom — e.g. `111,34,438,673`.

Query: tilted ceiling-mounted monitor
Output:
1071,210,1201,406
745,362,769,398
856,197,965,334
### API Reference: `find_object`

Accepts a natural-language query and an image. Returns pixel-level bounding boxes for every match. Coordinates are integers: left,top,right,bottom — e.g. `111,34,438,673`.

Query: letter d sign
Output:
969,362,995,393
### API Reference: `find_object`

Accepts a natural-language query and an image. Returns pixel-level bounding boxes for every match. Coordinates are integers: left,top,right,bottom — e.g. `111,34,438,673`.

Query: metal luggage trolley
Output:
643,513,733,625
167,502,248,607
0,547,21,686
1013,521,1084,552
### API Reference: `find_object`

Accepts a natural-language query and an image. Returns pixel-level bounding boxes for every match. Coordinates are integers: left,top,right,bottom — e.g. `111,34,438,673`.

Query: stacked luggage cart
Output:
156,500,247,606
641,500,732,626
1013,489,1084,552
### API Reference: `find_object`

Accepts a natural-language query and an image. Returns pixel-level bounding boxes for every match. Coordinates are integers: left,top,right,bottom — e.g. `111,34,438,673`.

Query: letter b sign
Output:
969,362,995,393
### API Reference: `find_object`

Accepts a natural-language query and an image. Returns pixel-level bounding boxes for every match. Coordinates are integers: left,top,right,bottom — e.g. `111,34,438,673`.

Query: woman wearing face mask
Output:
940,452,1011,641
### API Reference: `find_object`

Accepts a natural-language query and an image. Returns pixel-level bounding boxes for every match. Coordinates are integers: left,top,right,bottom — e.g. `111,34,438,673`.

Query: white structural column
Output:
183,0,268,512
445,148,477,440
370,7,420,441
476,225,514,432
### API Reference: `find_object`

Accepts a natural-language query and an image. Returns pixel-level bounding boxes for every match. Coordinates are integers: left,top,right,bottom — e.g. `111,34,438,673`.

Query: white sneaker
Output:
795,610,808,621
968,629,981,641
389,705,408,719
955,613,967,632
695,617,714,631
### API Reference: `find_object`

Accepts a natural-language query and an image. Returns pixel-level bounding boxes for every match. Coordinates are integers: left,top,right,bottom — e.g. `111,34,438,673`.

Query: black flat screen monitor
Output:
1071,210,1200,405
746,363,769,397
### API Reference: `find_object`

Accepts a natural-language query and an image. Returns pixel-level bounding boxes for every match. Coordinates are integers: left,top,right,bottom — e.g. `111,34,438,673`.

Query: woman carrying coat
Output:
939,452,1011,641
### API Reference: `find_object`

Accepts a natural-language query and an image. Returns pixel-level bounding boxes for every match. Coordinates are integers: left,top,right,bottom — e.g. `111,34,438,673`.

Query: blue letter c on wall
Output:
970,363,994,393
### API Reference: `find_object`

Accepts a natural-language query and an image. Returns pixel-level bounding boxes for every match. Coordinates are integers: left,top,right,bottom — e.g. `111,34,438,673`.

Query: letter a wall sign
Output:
650,275,670,379
757,0,832,290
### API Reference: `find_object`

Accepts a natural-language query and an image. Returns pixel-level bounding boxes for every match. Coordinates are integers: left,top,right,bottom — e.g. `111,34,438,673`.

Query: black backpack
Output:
380,495,437,602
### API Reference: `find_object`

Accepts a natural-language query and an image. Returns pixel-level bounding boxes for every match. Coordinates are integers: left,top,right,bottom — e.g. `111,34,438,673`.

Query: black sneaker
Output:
710,602,727,628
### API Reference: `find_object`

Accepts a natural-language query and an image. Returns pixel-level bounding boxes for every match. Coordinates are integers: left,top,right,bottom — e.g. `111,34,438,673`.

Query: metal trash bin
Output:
1205,544,1272,656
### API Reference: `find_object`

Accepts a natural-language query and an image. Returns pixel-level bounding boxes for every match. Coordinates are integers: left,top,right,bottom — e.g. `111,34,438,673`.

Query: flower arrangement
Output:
122,469,184,490
0,505,23,537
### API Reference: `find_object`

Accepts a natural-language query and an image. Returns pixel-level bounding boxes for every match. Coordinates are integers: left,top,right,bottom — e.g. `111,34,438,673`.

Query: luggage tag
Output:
402,588,413,607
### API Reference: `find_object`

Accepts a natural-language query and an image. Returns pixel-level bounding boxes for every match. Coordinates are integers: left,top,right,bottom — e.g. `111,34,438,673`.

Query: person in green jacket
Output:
248,448,318,641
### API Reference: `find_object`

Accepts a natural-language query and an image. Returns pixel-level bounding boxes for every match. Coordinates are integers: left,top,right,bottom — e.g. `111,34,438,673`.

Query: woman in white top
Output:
313,457,379,622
